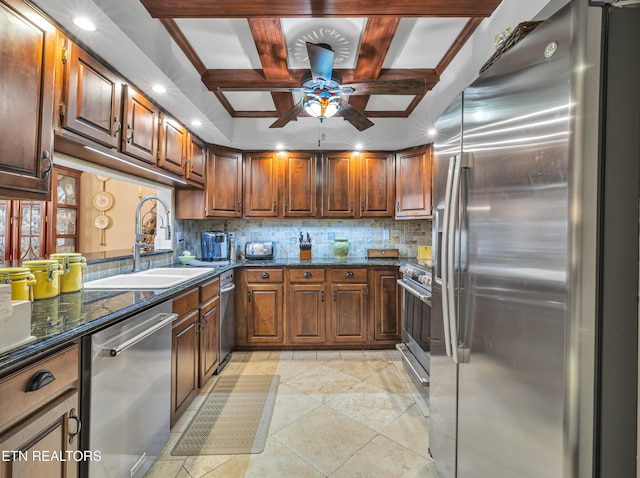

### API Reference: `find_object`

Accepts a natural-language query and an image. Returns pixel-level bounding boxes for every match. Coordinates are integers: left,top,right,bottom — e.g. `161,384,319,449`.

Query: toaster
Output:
245,241,275,259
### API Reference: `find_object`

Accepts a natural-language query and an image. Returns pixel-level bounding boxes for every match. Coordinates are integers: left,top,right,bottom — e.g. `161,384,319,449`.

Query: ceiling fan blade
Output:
307,42,334,84
342,78,427,96
269,101,305,128
217,86,305,93
338,103,374,132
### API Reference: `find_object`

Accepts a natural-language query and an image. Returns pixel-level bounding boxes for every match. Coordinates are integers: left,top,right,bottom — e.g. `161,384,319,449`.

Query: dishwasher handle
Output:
220,283,235,293
105,313,177,357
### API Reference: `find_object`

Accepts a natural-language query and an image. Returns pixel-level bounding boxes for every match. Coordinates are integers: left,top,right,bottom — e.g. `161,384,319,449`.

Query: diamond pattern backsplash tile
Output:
175,219,431,259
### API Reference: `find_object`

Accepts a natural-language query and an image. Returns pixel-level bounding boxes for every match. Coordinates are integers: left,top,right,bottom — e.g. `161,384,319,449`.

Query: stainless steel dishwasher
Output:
216,269,234,373
86,302,176,478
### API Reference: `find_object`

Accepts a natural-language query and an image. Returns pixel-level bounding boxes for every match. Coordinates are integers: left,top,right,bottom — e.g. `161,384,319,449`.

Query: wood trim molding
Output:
435,17,484,75
160,18,207,75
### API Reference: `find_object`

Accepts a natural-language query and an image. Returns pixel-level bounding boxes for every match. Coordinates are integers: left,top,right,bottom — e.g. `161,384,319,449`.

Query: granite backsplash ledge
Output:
175,219,431,259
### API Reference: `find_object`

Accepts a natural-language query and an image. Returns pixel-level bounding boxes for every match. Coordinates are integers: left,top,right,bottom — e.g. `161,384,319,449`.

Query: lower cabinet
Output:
371,268,402,344
288,284,327,344
198,277,220,388
330,284,368,344
0,344,80,478
246,284,284,344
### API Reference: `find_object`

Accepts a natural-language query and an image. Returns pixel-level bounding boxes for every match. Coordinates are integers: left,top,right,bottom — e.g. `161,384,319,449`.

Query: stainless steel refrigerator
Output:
430,1,640,477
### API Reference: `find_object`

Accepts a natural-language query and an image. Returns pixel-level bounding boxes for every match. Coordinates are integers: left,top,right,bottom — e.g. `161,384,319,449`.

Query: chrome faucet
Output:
134,195,171,272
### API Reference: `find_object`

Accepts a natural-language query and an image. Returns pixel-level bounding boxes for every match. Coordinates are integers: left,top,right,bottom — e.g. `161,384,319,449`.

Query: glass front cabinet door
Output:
49,166,82,253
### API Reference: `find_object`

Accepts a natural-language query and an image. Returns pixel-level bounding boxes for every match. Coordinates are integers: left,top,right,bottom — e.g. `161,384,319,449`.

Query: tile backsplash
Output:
175,219,431,259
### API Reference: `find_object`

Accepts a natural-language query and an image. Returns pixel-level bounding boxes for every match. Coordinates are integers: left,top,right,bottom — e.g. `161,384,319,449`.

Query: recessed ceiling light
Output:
428,128,436,136
275,143,284,150
152,85,167,93
354,143,363,150
73,17,96,32
191,120,202,127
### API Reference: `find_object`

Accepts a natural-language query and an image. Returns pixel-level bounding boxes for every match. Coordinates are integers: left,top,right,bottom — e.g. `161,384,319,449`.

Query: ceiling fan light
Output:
303,90,342,121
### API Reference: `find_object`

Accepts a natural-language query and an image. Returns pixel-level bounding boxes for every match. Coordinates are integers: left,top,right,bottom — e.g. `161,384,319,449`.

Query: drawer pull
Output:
260,272,270,279
25,370,56,392
345,271,355,278
303,271,312,278
68,408,81,444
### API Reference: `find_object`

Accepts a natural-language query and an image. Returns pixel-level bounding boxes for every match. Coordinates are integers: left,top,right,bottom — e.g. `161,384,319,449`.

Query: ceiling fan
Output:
218,42,428,132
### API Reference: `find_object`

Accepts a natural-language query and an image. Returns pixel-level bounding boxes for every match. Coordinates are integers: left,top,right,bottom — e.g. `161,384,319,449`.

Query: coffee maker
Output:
201,231,228,261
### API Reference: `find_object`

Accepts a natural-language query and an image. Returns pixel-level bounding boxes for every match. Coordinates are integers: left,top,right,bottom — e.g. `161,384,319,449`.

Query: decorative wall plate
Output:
92,191,114,211
94,214,110,229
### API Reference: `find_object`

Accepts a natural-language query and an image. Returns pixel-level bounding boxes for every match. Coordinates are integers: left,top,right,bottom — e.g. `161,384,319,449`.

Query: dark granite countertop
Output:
0,257,409,374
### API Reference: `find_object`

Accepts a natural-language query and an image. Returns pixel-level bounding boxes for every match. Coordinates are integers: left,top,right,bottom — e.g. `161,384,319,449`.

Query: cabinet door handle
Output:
396,201,400,212
284,199,288,212
333,290,337,302
41,151,52,179
126,124,134,143
345,271,355,278
349,201,353,212
113,116,121,136
195,319,201,335
25,369,55,392
321,290,325,302
68,408,81,444
260,272,270,279
247,291,251,302
273,200,277,211
361,201,365,213
237,201,241,212
303,271,312,278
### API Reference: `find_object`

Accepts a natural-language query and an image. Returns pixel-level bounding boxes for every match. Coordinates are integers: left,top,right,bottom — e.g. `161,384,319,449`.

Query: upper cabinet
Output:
322,153,358,218
158,113,187,176
395,145,433,219
60,40,123,149
244,152,279,218
121,85,160,165
282,152,318,218
0,0,57,200
359,152,395,218
186,134,206,185
207,149,242,217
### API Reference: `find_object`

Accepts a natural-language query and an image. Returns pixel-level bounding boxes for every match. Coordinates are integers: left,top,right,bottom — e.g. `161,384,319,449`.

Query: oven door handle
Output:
397,279,431,306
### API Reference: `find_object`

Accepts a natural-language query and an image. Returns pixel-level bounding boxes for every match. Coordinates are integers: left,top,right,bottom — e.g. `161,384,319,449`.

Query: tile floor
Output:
144,349,436,478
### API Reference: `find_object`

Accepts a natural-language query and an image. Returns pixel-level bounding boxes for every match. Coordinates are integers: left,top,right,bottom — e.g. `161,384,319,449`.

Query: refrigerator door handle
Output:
441,155,456,359
448,154,462,364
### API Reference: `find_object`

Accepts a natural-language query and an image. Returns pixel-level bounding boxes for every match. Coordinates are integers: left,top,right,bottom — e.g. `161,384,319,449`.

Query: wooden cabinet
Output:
2,199,48,261
60,41,123,149
198,277,220,388
329,268,368,344
395,145,433,219
359,152,395,217
371,268,402,344
206,149,242,217
158,113,187,176
282,153,318,218
244,152,279,218
48,166,81,254
242,269,284,344
186,134,206,185
0,345,80,478
287,268,327,344
171,288,199,426
0,0,56,200
323,152,394,218
121,85,160,165
322,153,358,218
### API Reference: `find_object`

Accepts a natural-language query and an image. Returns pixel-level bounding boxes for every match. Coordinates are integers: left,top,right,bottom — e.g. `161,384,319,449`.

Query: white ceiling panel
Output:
223,91,275,111
366,95,416,111
175,18,262,69
383,18,470,68
282,18,367,70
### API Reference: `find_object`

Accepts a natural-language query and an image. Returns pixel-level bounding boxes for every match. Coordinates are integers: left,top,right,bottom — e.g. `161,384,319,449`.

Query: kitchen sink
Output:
84,267,210,290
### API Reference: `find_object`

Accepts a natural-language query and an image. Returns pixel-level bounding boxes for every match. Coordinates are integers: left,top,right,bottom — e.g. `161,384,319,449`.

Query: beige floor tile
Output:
273,406,377,476
285,365,361,402
385,349,403,361
363,350,391,361
315,350,342,360
366,364,412,394
324,359,391,381
229,351,250,362
339,350,366,360
244,351,272,362
326,381,414,432
381,404,432,459
269,350,293,360
143,459,185,477
292,350,318,360
176,467,192,478
275,360,326,381
328,435,437,478
269,383,322,434
183,455,235,478
231,360,280,375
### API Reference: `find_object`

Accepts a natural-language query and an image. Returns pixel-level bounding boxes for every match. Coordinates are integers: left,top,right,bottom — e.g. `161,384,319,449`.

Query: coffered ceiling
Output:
31,0,560,150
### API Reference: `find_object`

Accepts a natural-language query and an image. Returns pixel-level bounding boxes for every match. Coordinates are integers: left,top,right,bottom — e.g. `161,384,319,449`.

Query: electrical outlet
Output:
383,229,390,240
321,133,326,141
228,232,235,239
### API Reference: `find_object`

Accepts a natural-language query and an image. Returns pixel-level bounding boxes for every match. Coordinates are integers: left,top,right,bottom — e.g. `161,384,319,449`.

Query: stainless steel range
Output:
396,262,432,403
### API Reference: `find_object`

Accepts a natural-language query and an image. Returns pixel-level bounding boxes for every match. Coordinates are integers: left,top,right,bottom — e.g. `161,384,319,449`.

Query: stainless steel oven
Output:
396,263,432,402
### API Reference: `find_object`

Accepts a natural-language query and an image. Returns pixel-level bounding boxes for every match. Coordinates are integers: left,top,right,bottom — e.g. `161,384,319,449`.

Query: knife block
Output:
299,245,312,261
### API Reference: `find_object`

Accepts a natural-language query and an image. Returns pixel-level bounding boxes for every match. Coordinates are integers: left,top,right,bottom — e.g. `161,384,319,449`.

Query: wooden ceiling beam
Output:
247,18,295,115
140,0,502,18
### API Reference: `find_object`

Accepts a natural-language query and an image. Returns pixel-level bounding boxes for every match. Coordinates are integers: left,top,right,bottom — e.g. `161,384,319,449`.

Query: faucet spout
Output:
134,195,171,272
